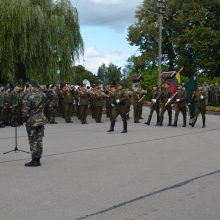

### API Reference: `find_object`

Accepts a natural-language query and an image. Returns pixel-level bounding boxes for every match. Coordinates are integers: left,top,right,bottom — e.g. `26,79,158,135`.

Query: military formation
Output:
0,80,210,166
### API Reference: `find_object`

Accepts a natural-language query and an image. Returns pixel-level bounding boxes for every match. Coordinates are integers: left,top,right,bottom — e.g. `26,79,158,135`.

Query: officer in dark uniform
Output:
172,84,187,127
158,82,173,126
105,85,115,120
189,84,207,128
132,85,142,123
145,84,160,125
107,83,129,133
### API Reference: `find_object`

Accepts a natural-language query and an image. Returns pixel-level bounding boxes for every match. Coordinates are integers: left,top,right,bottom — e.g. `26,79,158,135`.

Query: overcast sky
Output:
70,0,143,74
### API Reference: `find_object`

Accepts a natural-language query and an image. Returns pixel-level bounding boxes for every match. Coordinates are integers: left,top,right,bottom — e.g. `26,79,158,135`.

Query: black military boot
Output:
121,121,127,133
189,117,197,127
182,116,186,127
158,115,163,126
107,120,115,132
156,114,160,125
144,115,152,125
202,116,206,128
172,116,178,127
168,116,172,126
25,156,41,167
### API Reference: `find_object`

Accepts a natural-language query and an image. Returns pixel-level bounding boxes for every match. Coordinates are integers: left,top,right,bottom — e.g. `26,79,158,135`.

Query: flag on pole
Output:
184,74,198,118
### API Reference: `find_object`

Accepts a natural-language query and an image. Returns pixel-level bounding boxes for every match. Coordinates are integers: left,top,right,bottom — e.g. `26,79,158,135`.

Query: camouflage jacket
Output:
0,91,4,108
10,91,21,109
46,90,59,108
22,90,47,127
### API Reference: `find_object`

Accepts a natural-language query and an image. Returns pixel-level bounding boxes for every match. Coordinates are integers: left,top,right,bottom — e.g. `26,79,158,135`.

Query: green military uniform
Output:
190,87,206,128
62,85,73,123
22,80,47,167
92,88,104,123
132,89,141,123
107,84,129,133
158,85,173,126
3,86,11,126
172,86,187,127
10,88,21,126
105,87,115,120
46,87,59,124
145,87,160,125
0,85,5,127
78,87,89,124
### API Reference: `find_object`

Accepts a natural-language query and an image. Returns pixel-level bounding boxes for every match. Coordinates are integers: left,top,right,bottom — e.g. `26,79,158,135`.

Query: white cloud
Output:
76,47,128,74
71,0,142,32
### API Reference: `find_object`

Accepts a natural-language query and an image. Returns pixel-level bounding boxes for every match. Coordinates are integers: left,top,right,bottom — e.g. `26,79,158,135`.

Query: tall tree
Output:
106,63,122,85
71,65,99,86
127,0,220,77
97,63,108,85
0,0,83,83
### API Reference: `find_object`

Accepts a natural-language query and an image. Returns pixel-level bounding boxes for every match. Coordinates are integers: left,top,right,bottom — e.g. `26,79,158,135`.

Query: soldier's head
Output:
178,83,182,90
29,80,39,91
164,81,169,88
116,83,123,90
4,85,11,93
152,84,158,91
198,84,203,91
0,84,4,91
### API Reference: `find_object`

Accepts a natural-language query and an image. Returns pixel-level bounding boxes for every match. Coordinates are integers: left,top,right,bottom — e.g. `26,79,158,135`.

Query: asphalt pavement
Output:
0,107,220,220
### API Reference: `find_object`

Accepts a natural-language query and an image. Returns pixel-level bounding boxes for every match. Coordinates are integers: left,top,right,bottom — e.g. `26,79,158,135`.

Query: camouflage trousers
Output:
26,125,44,158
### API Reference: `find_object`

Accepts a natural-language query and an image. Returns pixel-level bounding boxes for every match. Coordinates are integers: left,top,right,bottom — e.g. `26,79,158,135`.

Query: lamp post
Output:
157,0,166,86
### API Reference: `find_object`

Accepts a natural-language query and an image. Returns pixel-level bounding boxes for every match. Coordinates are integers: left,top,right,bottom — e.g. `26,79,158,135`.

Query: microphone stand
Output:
3,126,30,154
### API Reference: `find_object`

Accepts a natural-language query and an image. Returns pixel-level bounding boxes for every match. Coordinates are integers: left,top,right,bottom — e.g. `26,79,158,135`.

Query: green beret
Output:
4,85,10,90
29,80,39,87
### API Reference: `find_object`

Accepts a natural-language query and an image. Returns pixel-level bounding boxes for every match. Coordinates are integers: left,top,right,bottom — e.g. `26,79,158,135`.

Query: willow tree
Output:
0,0,83,83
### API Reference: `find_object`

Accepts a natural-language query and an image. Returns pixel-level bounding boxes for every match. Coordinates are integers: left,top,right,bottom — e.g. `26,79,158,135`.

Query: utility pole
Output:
157,0,166,86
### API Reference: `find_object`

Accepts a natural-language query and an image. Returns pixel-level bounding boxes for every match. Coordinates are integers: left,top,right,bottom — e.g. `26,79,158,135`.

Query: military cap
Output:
29,80,39,87
4,85,10,90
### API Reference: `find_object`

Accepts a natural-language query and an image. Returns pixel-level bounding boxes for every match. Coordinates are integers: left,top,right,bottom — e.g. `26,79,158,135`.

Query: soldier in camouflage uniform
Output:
0,84,5,128
172,84,187,127
46,85,59,124
22,80,47,167
189,85,207,128
3,85,11,126
107,83,129,133
10,85,22,127
145,85,160,125
158,82,173,126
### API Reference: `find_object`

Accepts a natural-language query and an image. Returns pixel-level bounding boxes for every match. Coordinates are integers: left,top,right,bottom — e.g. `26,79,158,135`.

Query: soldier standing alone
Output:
22,80,47,167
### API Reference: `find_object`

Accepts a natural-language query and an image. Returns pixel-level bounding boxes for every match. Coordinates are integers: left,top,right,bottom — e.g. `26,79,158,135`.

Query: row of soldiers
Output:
0,81,207,130
0,83,59,128
146,81,207,128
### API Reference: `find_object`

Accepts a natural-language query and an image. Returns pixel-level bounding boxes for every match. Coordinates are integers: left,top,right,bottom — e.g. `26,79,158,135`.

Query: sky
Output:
70,0,143,74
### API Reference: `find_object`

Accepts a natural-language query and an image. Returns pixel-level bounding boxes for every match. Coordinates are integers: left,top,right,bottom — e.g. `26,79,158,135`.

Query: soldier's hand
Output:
116,99,120,103
176,99,180,102
200,95,204,100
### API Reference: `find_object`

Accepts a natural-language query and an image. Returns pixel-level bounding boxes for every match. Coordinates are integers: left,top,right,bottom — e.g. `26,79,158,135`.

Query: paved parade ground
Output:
1,108,220,220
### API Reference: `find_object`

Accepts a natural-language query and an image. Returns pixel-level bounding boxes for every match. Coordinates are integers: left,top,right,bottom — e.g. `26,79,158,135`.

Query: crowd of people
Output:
0,80,212,166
